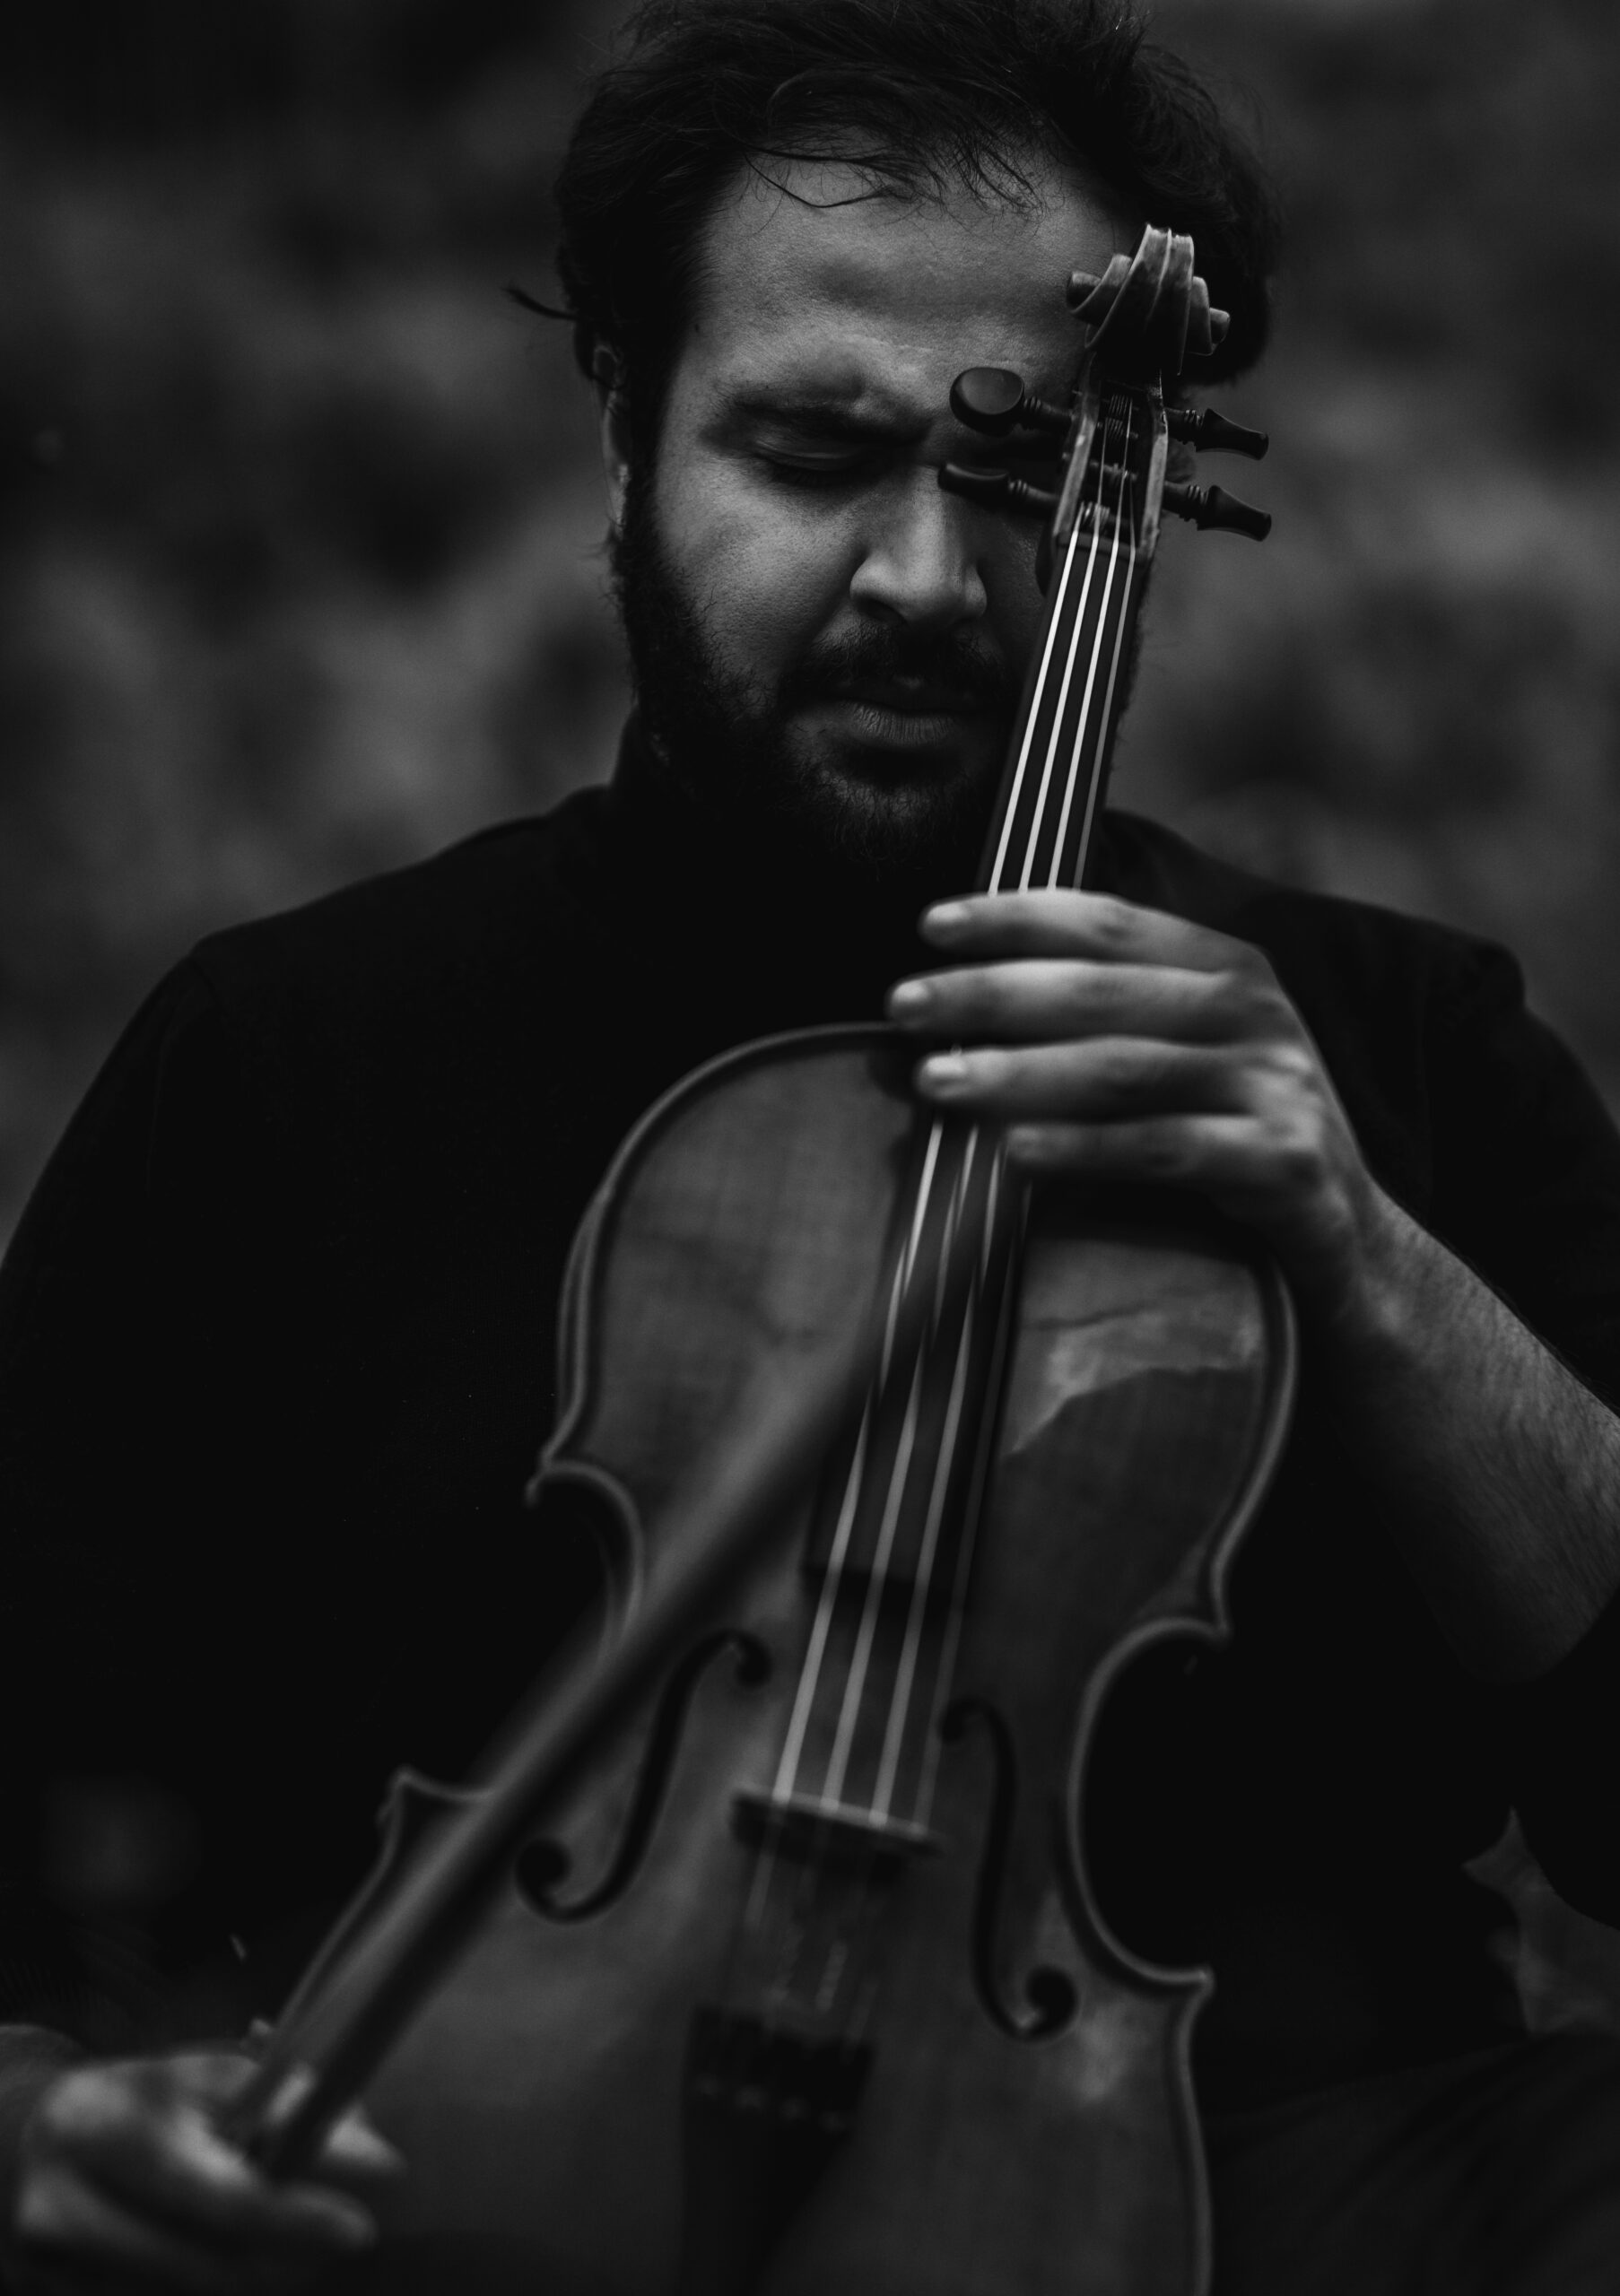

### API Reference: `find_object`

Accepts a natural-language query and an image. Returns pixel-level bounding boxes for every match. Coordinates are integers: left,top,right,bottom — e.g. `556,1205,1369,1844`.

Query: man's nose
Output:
849,474,989,630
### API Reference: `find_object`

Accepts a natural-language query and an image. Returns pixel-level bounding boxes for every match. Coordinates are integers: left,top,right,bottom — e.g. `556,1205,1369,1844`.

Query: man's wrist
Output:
1289,1170,1423,1367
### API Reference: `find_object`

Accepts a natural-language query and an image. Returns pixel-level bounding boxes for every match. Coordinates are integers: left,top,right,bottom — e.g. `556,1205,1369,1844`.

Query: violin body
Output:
354,1025,1293,2295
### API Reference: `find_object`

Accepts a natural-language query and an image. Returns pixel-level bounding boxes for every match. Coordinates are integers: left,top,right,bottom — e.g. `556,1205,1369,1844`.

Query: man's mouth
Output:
831,677,991,716
810,678,998,758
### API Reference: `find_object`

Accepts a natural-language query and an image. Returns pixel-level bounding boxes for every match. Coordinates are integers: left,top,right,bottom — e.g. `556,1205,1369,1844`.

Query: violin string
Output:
836,442,1118,1835
740,1126,968,1988
869,1126,1011,1825
765,1086,956,1822
815,1107,977,1811
765,1323,886,1814
740,1407,884,1988
857,423,1140,1844
739,394,1131,1979
733,1152,1015,2019
1044,396,1137,887
884,434,1125,1823
986,517,1086,894
866,1132,994,1824
913,1175,1025,1827
733,405,1162,2039
763,452,1102,1833
1014,528,1102,892
897,1118,947,1308
819,1351,926,1808
1023,390,1131,883
841,1163,1011,1831
869,1303,975,1818
1061,540,1138,891
990,404,1112,894
744,1405,876,1930
918,414,1135,1787
746,1176,962,2017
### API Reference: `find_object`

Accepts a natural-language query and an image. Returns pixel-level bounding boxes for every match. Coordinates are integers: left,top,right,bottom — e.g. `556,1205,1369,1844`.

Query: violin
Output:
231,223,1295,2296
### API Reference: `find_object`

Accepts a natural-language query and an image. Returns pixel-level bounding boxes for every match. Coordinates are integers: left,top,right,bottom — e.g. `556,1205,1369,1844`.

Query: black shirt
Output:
3,727,1620,2110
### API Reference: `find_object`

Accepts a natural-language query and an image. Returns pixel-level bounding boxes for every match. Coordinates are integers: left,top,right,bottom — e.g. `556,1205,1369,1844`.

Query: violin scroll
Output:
1066,233,1228,374
939,222,1272,585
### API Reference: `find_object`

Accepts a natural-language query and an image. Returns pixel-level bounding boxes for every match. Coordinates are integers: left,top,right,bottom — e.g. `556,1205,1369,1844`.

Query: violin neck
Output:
975,389,1156,900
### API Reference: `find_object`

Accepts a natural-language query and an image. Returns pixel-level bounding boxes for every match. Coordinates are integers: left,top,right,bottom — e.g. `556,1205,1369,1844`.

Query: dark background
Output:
5,0,1620,1251
4,0,1620,2020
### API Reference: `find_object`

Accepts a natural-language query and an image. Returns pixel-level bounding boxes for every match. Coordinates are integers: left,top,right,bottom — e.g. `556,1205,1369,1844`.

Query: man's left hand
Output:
887,888,1398,1326
887,886,1620,1680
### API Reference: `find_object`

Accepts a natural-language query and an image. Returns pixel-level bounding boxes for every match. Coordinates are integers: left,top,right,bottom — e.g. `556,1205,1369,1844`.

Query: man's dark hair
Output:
551,0,1282,465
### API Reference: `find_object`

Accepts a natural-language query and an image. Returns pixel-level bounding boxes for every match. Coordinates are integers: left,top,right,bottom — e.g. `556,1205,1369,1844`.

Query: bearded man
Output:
4,3,1620,2291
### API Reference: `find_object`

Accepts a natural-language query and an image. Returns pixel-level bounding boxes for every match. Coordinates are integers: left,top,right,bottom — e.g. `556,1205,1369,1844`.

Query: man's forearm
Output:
1318,1192,1620,1683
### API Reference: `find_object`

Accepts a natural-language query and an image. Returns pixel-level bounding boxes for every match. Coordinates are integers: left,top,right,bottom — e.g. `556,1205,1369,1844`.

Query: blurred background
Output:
5,0,1620,1248
4,0,1619,2028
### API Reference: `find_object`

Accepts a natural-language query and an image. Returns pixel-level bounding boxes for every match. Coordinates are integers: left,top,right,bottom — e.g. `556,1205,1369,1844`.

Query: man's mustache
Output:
781,629,1016,712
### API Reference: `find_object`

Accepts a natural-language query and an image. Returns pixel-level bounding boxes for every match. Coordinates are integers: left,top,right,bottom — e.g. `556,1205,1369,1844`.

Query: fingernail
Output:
922,901,970,936
919,1052,969,1092
886,978,931,1018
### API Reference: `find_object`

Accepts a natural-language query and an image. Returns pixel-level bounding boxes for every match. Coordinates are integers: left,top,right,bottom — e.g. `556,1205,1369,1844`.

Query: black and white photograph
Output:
4,1,1620,2288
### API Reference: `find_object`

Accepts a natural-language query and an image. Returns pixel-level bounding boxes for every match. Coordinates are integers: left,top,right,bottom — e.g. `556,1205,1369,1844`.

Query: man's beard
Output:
611,474,1020,909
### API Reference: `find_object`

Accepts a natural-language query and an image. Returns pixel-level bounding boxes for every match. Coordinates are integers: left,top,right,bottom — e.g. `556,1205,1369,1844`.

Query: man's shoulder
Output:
1105,807,1515,1013
149,787,623,1143
187,787,612,1028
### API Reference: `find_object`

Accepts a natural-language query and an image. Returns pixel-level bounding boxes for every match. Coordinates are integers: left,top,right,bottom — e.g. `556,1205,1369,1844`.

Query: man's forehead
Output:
682,154,1135,410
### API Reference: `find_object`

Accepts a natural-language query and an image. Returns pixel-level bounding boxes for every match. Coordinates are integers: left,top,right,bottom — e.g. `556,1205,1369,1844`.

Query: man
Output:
4,0,1620,2288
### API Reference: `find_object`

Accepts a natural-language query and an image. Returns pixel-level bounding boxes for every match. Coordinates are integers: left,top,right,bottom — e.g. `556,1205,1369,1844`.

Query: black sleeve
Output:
1419,943,1620,1919
1424,939,1620,1410
0,961,271,2047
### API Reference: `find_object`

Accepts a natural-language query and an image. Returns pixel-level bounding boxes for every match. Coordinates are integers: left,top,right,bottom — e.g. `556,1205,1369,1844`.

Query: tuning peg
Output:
1165,405,1269,460
950,368,1069,439
1162,480,1271,541
938,463,1061,518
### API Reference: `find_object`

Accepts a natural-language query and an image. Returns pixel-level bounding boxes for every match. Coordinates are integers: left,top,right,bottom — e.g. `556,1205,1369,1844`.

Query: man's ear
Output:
592,345,631,529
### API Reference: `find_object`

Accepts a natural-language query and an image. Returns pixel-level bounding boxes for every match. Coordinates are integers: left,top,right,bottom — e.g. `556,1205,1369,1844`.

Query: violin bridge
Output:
731,1788,943,1873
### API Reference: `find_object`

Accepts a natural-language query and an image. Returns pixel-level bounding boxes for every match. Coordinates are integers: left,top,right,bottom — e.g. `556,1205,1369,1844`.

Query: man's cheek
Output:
692,535,846,684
